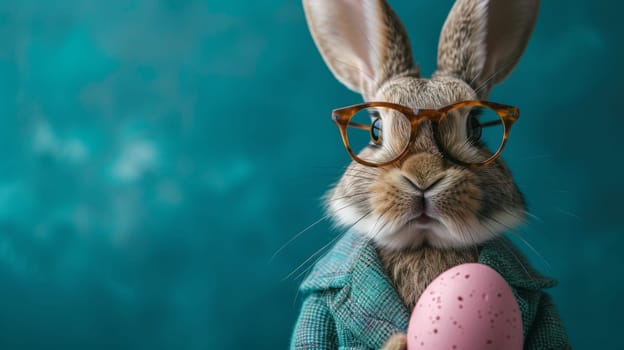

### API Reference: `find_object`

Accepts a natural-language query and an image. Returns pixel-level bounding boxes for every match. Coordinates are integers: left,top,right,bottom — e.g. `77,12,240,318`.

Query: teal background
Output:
0,0,621,348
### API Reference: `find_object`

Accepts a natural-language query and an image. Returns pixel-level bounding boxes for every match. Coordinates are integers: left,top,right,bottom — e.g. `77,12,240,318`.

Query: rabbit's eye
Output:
370,117,382,144
466,111,482,144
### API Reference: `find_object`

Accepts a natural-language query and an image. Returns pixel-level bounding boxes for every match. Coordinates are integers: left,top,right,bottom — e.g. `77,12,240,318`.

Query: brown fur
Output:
378,245,479,310
382,333,408,350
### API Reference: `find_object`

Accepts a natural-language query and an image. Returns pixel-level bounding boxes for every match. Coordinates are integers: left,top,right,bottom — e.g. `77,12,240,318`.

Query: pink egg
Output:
406,263,522,350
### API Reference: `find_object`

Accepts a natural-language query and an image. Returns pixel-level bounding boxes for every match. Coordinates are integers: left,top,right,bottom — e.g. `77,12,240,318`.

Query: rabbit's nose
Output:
401,153,445,192
402,175,444,194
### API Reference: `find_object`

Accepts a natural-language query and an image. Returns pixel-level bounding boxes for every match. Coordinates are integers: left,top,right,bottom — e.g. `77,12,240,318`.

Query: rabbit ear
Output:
436,0,540,97
303,0,418,96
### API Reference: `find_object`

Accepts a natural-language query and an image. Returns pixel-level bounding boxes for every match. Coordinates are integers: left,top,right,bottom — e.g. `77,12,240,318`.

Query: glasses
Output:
331,100,519,168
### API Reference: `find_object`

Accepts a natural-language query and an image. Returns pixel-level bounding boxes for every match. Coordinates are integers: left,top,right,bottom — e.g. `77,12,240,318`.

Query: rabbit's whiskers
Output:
472,61,515,96
282,229,343,282
476,211,552,276
271,197,372,262
284,207,375,282
325,191,369,203
270,214,331,262
554,207,582,221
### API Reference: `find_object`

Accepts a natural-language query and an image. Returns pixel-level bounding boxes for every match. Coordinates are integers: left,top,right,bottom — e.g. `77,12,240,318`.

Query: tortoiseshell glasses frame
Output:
331,100,519,168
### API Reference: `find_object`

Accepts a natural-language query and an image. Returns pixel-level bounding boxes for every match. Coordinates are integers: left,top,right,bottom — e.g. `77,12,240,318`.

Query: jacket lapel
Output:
328,236,410,349
300,231,410,348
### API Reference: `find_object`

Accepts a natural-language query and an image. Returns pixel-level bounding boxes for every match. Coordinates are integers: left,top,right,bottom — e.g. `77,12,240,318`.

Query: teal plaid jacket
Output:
290,231,571,349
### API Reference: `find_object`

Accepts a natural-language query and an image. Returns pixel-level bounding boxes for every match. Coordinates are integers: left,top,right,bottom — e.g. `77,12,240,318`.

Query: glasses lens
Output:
437,104,505,164
345,106,410,165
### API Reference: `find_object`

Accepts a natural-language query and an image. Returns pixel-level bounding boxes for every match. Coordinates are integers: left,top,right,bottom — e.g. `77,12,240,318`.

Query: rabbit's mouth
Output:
380,215,449,250
409,213,438,226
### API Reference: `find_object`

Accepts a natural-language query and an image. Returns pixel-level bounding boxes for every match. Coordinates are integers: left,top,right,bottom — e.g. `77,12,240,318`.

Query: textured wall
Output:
0,0,621,348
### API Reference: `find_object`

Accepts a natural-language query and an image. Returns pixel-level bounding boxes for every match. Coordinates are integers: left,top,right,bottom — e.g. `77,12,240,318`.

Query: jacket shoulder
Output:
299,231,371,293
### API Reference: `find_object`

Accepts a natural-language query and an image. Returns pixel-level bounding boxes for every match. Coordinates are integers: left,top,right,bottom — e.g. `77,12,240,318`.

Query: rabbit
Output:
291,0,570,349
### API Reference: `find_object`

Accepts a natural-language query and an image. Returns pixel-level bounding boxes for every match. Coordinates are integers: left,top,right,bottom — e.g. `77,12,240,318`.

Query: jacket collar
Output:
300,231,557,348
301,231,409,349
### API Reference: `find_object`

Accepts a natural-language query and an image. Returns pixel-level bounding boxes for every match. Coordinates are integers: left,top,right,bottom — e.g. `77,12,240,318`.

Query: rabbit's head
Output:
303,0,539,250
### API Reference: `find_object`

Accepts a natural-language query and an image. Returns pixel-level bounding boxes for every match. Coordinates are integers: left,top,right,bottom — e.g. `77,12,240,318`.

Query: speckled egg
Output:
406,263,523,350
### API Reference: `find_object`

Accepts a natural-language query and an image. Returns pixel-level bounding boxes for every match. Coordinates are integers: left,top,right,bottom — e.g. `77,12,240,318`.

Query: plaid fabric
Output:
290,231,571,349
